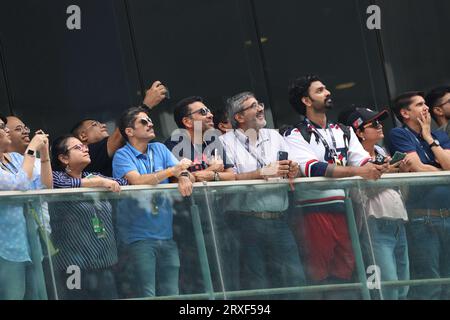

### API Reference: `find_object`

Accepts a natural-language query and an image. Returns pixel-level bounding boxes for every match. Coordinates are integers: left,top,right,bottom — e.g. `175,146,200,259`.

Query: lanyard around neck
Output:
305,118,338,156
234,130,267,169
404,127,432,163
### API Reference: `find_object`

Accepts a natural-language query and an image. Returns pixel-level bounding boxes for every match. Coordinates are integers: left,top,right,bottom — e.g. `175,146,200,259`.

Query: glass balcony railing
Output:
1,172,450,300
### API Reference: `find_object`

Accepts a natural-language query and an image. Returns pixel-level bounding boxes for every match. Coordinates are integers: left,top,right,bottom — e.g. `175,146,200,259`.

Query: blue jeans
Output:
237,215,305,294
360,218,410,300
127,239,180,298
407,217,450,300
56,268,118,300
0,258,41,300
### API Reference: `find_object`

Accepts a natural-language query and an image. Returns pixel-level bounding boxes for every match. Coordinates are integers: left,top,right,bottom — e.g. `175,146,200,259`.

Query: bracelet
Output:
40,159,50,163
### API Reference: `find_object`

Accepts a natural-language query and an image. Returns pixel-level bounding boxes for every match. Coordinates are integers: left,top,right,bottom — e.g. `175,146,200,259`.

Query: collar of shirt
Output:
234,128,269,148
125,142,151,160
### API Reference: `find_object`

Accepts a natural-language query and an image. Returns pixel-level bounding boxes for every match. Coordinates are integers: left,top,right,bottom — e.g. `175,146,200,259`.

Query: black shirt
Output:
164,132,233,171
86,137,113,177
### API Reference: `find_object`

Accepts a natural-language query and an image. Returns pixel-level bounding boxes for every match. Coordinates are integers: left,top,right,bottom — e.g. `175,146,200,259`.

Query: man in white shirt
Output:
220,91,305,292
285,75,387,298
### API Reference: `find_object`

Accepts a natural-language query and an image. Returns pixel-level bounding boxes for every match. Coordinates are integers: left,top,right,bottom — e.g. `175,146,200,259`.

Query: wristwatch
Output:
429,139,441,148
26,149,36,157
179,171,190,178
213,171,220,181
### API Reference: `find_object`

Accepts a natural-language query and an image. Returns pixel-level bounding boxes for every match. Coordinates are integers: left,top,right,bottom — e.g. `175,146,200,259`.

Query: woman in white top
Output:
343,107,410,300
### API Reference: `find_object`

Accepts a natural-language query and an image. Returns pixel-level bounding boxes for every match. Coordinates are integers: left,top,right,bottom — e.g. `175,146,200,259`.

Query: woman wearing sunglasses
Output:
342,107,410,300
50,135,128,299
0,115,52,299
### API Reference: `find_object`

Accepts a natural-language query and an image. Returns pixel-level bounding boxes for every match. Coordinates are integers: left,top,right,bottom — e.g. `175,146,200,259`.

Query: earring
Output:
362,137,366,141
65,165,71,174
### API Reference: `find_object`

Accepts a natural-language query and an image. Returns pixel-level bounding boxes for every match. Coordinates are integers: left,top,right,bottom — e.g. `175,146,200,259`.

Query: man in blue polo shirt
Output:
390,91,450,299
113,106,194,298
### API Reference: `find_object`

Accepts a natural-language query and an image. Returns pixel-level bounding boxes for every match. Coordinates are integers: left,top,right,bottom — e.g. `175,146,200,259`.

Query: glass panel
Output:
2,174,450,299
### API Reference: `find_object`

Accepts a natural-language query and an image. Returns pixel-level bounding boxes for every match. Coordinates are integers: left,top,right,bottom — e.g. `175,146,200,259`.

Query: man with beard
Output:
165,96,235,182
284,75,386,299
219,92,305,293
426,86,450,137
71,81,168,176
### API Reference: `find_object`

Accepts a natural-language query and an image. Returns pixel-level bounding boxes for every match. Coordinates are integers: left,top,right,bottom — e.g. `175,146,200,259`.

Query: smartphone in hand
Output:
389,151,407,165
278,151,288,161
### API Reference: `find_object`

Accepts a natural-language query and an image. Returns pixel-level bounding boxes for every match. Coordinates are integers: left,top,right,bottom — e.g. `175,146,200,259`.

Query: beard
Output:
324,97,334,109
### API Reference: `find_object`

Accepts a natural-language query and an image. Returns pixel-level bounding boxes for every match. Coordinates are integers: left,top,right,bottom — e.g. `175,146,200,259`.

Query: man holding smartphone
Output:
70,81,168,176
285,75,386,299
220,91,305,293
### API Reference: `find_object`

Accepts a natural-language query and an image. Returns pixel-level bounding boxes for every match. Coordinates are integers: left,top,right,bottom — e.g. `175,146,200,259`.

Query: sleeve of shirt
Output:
389,128,416,154
284,129,328,177
112,149,137,179
89,172,129,186
52,171,81,188
162,144,179,168
219,135,237,173
434,131,450,149
347,128,372,166
0,169,32,191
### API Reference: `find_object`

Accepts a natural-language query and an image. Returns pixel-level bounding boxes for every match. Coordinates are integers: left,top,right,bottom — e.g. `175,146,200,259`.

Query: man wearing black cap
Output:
390,91,450,299
284,75,387,299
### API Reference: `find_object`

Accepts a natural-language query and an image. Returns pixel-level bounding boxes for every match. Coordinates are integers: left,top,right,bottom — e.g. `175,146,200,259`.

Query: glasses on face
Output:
436,99,450,108
186,107,211,117
363,120,382,129
237,102,264,114
85,121,101,130
14,125,30,133
138,117,153,127
67,143,89,152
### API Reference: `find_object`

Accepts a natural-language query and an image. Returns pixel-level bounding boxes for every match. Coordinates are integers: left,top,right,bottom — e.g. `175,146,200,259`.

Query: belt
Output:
411,209,450,218
239,211,284,220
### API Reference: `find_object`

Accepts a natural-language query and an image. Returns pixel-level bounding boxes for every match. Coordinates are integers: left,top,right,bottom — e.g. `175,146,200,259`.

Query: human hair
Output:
51,134,76,171
226,92,255,129
213,106,229,128
117,106,149,141
392,91,425,123
288,75,322,116
174,96,203,129
70,119,93,138
426,86,450,122
0,113,7,125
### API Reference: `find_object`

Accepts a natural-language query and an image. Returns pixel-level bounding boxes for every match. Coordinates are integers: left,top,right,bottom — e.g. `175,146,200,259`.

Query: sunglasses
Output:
186,107,211,117
138,117,153,126
236,102,265,114
363,119,382,129
85,121,101,130
67,143,89,152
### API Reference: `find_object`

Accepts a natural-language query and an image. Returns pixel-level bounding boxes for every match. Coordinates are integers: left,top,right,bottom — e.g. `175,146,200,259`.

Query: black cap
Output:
346,108,389,131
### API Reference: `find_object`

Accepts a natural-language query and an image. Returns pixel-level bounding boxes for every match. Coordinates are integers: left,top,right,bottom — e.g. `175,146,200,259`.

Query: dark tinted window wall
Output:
378,0,450,97
253,0,390,127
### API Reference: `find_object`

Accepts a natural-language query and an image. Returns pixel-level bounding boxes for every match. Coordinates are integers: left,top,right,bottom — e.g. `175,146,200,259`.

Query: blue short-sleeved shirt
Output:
112,142,178,244
389,126,450,210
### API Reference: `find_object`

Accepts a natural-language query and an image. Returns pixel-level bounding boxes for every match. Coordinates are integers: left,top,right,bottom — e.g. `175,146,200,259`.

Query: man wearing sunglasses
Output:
219,91,305,293
113,106,194,298
285,75,386,299
390,91,450,299
165,96,235,182
71,80,168,176
426,86,450,138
